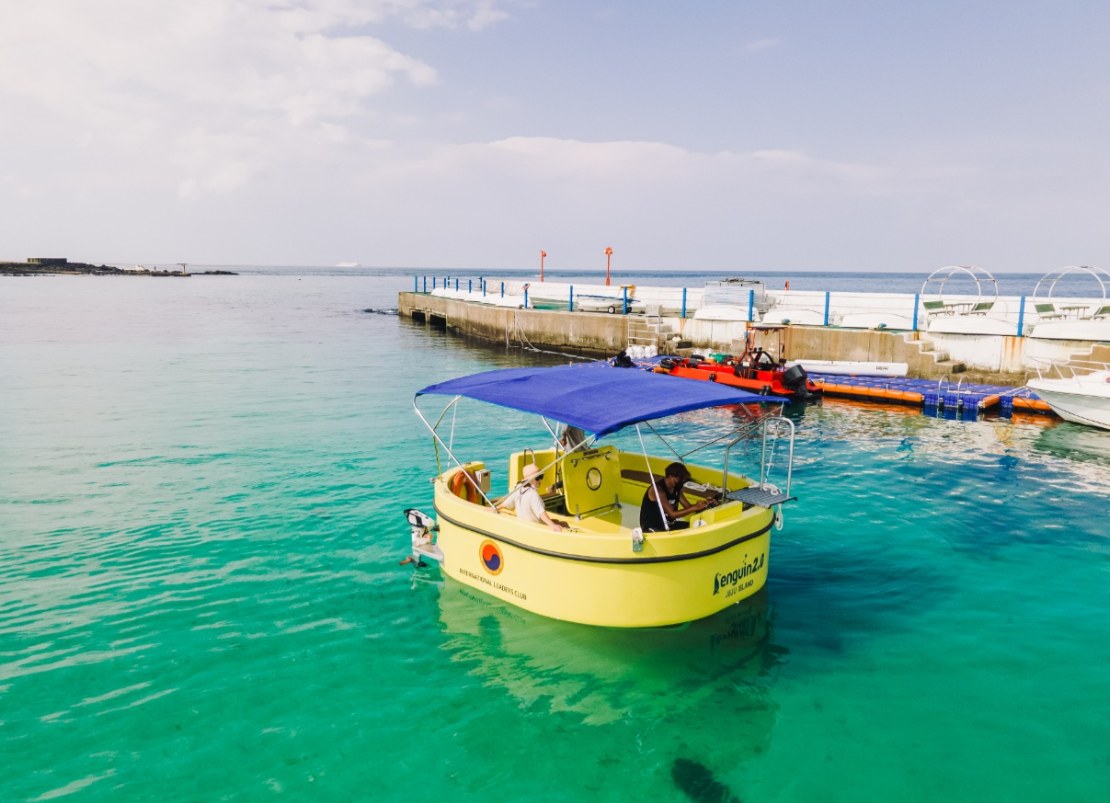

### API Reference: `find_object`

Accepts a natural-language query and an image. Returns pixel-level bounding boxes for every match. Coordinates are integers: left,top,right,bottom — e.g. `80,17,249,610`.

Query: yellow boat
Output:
407,363,797,628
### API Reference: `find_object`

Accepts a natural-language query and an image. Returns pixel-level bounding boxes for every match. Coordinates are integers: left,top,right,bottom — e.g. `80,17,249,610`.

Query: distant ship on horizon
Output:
336,261,360,268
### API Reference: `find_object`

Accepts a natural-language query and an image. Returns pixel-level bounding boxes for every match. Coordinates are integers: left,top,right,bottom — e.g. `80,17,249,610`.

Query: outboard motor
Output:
401,508,438,567
781,364,817,400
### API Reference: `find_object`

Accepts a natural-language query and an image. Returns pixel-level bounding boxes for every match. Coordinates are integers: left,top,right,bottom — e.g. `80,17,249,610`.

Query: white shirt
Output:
500,484,546,524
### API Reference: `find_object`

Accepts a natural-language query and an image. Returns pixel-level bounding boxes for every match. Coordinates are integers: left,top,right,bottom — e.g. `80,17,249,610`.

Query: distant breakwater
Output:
0,262,237,277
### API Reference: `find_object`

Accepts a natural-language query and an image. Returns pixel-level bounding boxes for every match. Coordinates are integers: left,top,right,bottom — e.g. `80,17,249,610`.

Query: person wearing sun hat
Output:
495,463,565,532
639,461,713,532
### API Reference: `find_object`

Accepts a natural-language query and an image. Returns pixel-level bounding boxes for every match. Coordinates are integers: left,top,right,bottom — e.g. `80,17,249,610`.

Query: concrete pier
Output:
397,289,1110,385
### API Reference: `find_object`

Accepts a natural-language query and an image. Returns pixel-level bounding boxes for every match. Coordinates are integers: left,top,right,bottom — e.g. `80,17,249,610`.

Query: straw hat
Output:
522,464,542,483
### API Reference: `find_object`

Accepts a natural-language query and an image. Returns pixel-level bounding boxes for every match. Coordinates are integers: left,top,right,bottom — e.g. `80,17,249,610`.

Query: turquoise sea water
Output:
2,271,1109,802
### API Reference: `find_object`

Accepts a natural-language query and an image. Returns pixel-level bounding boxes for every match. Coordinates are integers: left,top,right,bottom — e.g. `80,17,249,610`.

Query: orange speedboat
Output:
655,348,821,401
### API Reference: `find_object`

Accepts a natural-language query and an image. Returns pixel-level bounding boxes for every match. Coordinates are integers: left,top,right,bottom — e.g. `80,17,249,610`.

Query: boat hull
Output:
786,360,909,378
659,361,820,400
432,480,773,628
1027,373,1110,430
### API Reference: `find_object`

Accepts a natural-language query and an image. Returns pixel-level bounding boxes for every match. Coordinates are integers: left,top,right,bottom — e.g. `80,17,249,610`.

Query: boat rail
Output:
721,415,796,506
919,265,999,313
1032,266,1109,304
1029,357,1110,382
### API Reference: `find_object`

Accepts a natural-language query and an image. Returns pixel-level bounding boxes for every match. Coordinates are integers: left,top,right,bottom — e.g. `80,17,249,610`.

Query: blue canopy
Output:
416,363,784,437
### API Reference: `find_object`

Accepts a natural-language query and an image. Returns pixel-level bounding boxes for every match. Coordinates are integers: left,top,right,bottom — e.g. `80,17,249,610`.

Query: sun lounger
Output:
923,299,947,317
1034,303,1063,320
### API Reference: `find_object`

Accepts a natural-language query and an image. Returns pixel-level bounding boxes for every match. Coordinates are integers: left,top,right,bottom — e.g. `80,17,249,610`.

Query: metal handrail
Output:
1031,265,1109,305
1028,356,1110,382
722,415,796,499
919,265,999,308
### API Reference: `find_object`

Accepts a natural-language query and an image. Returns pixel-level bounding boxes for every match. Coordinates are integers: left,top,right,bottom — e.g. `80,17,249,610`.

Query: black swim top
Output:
639,479,680,532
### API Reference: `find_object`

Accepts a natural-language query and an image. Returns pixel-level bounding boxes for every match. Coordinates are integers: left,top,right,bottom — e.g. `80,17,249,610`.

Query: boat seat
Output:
922,299,947,317
1035,303,1063,320
562,445,622,519
967,301,994,315
1089,304,1110,319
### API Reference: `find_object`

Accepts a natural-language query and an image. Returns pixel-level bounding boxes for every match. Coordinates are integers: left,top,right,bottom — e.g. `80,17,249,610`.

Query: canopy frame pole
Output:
636,423,670,531
413,395,498,508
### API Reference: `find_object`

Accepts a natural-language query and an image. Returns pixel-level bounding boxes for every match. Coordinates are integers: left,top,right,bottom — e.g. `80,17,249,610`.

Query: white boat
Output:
785,360,909,378
1026,360,1110,431
692,304,756,322
407,363,797,628
574,294,646,314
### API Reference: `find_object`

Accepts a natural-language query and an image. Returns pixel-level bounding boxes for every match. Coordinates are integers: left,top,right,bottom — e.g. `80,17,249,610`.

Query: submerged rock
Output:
671,758,741,803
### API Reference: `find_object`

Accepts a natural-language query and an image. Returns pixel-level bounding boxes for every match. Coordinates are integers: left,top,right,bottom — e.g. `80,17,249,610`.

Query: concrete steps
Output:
906,332,968,375
626,315,668,351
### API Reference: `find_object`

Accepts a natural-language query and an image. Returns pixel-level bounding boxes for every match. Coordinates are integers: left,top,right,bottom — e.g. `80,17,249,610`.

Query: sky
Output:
2,0,1109,272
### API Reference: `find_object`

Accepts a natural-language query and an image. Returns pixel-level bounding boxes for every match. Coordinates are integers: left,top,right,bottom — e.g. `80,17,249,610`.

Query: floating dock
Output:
810,373,1053,419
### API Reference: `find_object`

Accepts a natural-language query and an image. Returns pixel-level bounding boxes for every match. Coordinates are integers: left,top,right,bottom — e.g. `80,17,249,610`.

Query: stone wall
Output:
398,292,1105,384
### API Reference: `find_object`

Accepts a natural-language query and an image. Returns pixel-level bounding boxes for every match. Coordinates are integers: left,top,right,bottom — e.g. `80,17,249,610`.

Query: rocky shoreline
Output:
0,261,237,277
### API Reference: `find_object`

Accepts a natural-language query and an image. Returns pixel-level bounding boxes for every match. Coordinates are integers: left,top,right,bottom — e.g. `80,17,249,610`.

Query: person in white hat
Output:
496,463,565,532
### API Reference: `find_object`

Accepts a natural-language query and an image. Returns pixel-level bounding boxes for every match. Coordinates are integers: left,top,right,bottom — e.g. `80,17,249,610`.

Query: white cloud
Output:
0,0,507,197
365,137,902,196
335,136,920,266
3,2,1106,270
744,37,779,52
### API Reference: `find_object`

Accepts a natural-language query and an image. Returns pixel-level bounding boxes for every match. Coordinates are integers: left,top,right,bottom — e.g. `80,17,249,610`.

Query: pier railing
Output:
412,274,1109,341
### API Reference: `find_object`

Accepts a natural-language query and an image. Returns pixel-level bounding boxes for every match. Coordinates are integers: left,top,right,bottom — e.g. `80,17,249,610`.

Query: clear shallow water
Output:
2,272,1109,801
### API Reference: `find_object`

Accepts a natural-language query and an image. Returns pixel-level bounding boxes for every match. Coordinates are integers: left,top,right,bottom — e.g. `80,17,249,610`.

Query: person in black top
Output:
639,462,714,532
613,350,635,368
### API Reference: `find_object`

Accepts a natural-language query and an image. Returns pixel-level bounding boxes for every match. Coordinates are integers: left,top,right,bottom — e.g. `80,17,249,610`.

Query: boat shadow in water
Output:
1033,421,1110,466
435,579,783,795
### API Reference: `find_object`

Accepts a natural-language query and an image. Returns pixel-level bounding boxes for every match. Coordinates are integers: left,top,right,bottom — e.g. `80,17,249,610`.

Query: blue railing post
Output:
524,287,529,308
422,275,427,293
912,292,920,331
468,278,472,294
455,278,459,292
681,288,688,318
622,286,629,314
481,277,486,297
823,292,831,327
748,289,755,322
569,286,574,311
413,275,418,293
500,281,505,298
1016,295,1026,336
